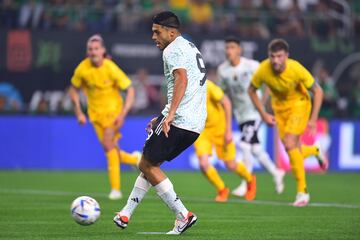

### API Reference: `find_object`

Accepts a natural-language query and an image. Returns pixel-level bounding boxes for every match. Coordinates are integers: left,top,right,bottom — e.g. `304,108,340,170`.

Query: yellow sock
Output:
301,145,319,159
106,148,120,190
235,162,253,182
204,166,225,191
287,148,307,193
119,150,138,165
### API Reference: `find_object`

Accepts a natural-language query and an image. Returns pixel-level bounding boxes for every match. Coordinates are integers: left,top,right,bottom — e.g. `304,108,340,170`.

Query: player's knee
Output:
225,161,236,171
138,159,150,174
239,141,252,152
103,140,115,152
283,136,298,151
251,144,262,157
198,156,210,171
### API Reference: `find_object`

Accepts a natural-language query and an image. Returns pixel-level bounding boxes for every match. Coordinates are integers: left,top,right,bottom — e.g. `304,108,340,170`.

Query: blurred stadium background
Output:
1,0,359,171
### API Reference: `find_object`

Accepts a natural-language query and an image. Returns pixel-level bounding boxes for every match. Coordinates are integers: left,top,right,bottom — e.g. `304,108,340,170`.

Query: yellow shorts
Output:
90,111,121,142
193,129,236,162
275,101,311,139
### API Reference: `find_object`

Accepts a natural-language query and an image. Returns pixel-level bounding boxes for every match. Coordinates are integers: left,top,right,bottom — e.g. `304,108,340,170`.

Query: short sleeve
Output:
71,65,83,88
110,61,132,90
296,62,315,89
164,49,186,75
208,81,224,102
251,67,263,89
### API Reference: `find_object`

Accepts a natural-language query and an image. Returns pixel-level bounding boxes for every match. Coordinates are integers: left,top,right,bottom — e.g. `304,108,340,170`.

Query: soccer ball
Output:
70,196,101,225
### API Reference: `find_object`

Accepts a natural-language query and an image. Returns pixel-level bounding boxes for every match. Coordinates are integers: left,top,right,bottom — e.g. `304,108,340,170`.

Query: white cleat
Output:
274,169,285,194
315,142,329,171
113,212,129,229
109,189,122,200
166,212,197,235
232,180,247,197
292,192,310,207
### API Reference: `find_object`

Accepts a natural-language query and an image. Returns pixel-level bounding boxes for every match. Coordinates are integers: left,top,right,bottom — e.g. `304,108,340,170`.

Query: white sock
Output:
155,178,188,220
252,144,278,177
121,174,151,218
240,141,253,173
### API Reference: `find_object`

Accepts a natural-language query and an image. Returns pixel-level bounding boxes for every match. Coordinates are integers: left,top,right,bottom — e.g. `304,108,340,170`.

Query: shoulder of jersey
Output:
218,61,230,72
242,57,260,67
287,58,301,67
104,58,115,66
78,58,91,68
164,36,184,55
258,58,270,68
206,79,215,88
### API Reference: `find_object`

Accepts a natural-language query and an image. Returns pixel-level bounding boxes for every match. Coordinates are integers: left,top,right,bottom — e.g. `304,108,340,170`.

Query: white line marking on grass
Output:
136,232,166,235
1,188,360,209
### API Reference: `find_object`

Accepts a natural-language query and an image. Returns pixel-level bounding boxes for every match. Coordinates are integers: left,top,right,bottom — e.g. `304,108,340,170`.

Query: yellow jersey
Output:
71,58,132,120
251,59,315,111
205,81,226,132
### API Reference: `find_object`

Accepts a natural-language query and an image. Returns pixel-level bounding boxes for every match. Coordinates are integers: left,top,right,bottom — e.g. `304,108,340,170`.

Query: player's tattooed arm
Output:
307,82,324,135
163,68,188,137
115,86,135,128
69,86,87,125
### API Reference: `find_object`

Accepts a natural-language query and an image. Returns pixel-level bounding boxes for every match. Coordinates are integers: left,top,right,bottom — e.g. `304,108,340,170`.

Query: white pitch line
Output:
136,232,166,235
0,188,360,209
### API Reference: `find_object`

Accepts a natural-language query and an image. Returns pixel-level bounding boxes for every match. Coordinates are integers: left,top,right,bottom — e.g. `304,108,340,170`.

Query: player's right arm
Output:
248,69,276,126
69,65,87,125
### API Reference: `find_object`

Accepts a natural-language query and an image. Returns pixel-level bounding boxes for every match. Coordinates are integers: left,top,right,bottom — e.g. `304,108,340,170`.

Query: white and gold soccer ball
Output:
70,196,101,225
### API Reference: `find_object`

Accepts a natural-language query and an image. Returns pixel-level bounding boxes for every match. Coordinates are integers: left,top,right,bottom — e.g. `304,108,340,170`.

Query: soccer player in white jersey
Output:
217,37,285,196
113,11,207,235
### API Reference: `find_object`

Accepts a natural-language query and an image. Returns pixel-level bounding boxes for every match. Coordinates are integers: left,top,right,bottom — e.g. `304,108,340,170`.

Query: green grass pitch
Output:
0,171,359,239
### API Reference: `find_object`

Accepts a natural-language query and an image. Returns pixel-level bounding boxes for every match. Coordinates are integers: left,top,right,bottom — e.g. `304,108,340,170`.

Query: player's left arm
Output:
112,63,135,128
308,82,323,135
115,86,135,127
163,68,188,137
299,61,324,135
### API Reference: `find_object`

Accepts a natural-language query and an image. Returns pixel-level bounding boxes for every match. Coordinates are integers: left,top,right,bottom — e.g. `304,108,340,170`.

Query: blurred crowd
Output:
1,0,360,38
1,0,359,119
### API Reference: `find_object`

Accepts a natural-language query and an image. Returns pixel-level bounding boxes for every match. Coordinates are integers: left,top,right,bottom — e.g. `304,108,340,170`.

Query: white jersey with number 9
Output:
162,36,207,133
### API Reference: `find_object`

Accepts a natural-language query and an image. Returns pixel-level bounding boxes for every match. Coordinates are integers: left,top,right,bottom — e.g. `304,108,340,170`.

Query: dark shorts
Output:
239,120,261,144
142,115,199,164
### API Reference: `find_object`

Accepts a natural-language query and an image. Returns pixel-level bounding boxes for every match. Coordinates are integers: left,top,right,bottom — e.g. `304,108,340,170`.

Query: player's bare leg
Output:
283,133,310,207
225,160,256,201
198,155,229,202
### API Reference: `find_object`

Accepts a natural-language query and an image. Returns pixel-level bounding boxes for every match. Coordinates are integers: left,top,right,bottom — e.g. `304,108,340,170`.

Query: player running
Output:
217,37,285,196
113,11,207,235
248,38,328,207
69,34,139,200
194,80,256,202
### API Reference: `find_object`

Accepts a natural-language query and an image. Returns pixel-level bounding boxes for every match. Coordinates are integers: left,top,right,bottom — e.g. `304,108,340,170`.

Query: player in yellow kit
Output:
194,80,256,202
248,39,328,207
69,34,140,200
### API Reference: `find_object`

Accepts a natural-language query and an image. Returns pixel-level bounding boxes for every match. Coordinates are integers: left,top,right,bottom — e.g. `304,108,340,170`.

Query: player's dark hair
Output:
152,11,180,29
225,36,240,45
268,39,289,53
